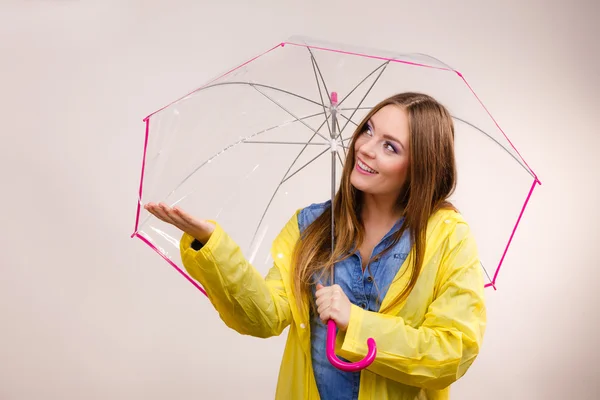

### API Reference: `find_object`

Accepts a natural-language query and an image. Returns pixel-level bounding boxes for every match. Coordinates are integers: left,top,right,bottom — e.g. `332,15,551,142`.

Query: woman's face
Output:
349,104,411,198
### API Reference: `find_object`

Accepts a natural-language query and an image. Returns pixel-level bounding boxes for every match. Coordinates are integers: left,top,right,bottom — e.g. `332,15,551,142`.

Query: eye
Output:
384,142,398,153
363,123,373,136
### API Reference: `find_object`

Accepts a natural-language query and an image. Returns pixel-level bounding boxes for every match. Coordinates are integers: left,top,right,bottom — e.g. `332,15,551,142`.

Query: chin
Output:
350,173,371,193
351,174,395,197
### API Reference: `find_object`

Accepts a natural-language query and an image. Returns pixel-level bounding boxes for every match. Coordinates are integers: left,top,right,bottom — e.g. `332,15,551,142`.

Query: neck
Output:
360,192,403,226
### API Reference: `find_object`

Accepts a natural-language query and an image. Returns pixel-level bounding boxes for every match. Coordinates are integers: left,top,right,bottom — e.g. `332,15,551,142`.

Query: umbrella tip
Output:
330,92,338,105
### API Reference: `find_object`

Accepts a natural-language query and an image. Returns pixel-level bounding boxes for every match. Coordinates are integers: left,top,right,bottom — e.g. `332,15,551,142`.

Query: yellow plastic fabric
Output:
179,208,486,400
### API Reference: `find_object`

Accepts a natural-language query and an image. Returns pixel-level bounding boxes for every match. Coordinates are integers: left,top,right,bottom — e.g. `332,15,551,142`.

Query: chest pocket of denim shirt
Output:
365,250,410,310
376,251,409,266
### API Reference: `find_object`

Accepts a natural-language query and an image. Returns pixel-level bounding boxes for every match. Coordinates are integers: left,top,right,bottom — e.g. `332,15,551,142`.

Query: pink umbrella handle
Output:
326,319,377,372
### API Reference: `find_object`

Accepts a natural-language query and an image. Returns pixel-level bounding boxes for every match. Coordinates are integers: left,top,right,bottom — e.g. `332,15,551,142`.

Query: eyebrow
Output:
368,118,406,151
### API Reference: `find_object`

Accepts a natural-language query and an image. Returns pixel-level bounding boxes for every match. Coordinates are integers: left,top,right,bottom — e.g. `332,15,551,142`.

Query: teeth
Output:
358,159,377,174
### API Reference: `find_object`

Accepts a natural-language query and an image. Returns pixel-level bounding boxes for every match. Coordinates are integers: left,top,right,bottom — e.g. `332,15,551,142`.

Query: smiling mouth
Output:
356,158,378,174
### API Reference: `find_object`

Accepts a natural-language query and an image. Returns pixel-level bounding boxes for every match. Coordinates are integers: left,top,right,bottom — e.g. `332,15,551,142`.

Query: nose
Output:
358,138,376,159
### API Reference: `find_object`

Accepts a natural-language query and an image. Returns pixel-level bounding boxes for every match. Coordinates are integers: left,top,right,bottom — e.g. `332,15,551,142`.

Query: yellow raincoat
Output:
179,207,486,399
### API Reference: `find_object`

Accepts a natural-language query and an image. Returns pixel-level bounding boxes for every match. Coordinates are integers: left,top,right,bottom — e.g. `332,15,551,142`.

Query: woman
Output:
145,92,487,399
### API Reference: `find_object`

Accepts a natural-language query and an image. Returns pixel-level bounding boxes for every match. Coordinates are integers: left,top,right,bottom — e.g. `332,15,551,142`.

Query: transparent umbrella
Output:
131,35,541,371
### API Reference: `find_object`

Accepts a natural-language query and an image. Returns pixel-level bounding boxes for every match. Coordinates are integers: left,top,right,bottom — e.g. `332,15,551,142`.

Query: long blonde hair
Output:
292,92,457,313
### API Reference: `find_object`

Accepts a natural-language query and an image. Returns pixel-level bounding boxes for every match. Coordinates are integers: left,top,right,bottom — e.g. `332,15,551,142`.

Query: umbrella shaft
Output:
330,105,338,284
331,152,336,255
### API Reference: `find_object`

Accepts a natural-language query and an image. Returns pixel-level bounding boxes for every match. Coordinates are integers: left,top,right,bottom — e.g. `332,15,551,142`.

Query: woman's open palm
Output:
144,202,215,245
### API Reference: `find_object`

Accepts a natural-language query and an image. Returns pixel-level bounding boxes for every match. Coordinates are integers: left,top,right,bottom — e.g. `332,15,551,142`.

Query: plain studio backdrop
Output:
1,1,598,399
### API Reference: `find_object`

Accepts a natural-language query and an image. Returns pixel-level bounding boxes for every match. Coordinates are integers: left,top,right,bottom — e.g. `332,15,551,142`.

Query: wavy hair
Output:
292,92,457,313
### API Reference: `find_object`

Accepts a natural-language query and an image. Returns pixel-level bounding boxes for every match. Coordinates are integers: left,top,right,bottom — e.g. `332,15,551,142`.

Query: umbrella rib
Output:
250,84,330,143
138,111,329,231
242,140,329,146
338,114,532,176
338,113,359,128
281,147,330,184
193,81,326,108
249,118,331,246
479,261,493,285
306,47,331,100
333,114,347,158
272,117,330,184
306,47,335,139
339,107,372,111
310,54,333,138
338,61,390,139
337,61,389,108
453,116,534,177
336,150,345,169
336,112,360,147
253,148,329,243
335,109,371,150
337,107,531,176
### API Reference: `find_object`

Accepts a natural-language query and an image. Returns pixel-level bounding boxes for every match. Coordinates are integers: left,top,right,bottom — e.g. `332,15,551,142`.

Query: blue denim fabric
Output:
297,200,412,400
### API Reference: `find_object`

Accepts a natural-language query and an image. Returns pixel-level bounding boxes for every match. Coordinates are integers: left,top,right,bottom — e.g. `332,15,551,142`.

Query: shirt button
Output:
367,276,373,282
361,303,367,309
299,323,306,329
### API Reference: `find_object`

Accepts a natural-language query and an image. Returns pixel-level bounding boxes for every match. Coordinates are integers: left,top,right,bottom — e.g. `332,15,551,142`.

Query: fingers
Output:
161,203,189,227
318,301,340,323
144,202,168,223
173,206,196,225
157,203,179,225
144,202,187,230
316,283,340,295
316,295,330,320
319,310,330,323
315,286,340,307
315,283,330,307
315,284,344,323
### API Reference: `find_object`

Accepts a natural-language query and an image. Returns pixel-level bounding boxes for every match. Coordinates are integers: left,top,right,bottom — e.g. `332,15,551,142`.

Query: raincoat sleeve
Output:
339,222,486,390
178,216,296,339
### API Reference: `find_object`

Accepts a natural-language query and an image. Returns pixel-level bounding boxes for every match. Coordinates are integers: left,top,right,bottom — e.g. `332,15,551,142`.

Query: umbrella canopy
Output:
131,35,540,370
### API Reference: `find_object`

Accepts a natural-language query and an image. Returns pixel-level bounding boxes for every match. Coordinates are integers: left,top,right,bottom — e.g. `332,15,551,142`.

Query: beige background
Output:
1,0,598,399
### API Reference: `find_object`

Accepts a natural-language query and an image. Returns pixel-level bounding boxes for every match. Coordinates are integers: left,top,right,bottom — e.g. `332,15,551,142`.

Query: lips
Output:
356,157,378,174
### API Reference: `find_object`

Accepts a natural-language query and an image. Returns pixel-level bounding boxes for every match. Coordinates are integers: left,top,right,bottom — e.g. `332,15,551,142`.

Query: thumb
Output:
316,283,324,290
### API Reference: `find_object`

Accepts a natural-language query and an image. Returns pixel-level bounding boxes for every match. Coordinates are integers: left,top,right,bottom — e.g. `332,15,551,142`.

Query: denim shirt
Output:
297,200,412,400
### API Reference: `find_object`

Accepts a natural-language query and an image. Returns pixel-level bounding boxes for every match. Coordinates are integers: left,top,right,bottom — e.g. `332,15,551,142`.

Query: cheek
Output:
381,157,409,182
